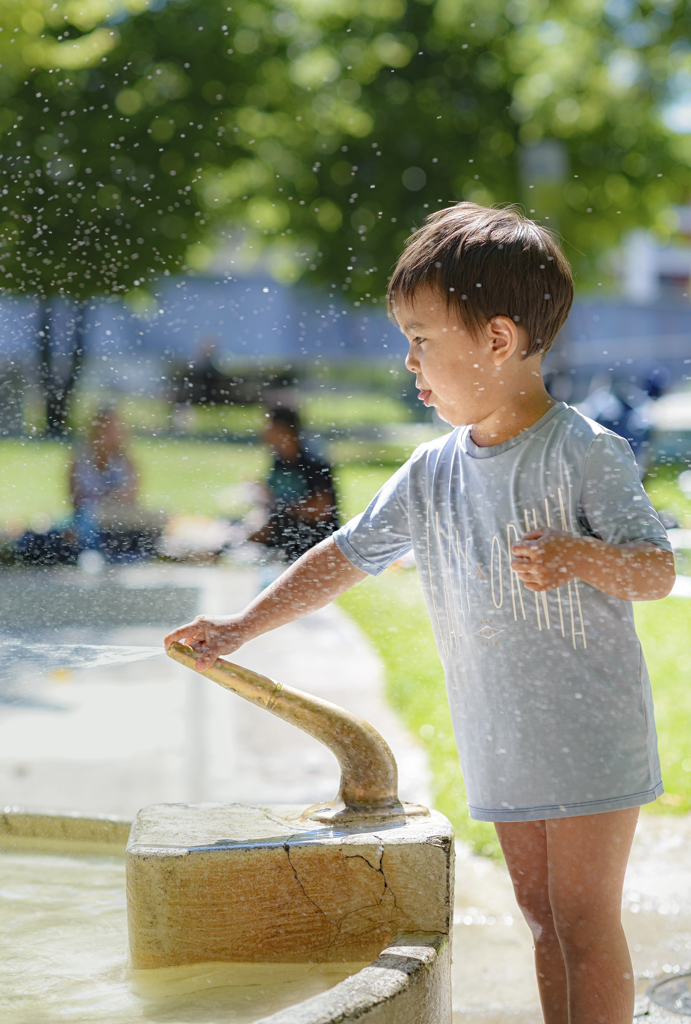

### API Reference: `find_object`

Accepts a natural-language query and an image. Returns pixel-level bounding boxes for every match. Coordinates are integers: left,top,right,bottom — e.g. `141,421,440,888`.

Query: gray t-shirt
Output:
334,403,671,822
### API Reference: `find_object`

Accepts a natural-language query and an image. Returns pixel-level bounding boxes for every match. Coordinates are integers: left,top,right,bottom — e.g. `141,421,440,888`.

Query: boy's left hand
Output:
511,528,580,591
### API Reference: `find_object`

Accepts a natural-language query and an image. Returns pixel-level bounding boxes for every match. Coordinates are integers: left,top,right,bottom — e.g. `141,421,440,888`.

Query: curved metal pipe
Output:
167,642,427,822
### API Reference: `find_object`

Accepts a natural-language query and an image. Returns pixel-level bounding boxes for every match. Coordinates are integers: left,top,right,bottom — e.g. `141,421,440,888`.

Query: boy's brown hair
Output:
387,203,573,358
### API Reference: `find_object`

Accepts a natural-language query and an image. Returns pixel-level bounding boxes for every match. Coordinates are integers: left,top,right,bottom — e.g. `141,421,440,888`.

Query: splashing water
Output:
0,639,162,681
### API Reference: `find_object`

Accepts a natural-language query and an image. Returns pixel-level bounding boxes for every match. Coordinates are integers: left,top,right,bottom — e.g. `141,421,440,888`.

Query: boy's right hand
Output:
511,528,577,591
164,615,250,672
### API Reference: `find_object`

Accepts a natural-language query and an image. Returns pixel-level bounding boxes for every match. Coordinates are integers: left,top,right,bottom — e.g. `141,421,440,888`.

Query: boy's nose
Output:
405,345,419,373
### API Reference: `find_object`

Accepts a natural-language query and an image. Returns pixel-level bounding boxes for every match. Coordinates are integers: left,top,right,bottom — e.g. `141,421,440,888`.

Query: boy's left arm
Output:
511,529,675,601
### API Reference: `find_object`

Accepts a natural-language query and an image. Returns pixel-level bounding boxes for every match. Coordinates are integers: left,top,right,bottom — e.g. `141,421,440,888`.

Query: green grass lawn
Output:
0,438,270,528
633,598,691,813
42,392,414,440
133,440,269,518
1,440,74,530
644,463,691,527
0,438,392,531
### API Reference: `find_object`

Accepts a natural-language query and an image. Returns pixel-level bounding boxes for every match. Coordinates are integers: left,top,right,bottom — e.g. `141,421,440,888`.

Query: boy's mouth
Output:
417,388,432,407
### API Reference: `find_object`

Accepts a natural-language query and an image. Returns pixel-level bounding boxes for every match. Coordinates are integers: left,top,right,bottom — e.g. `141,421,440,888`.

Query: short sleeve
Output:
332,460,413,575
578,433,671,551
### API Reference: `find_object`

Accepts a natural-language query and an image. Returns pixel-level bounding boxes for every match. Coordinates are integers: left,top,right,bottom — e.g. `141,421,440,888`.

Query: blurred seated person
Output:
247,407,339,561
69,404,139,551
17,405,164,565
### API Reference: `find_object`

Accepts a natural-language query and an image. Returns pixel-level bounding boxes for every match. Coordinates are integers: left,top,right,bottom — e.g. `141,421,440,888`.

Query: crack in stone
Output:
343,843,383,873
283,842,338,926
343,845,399,912
284,841,400,960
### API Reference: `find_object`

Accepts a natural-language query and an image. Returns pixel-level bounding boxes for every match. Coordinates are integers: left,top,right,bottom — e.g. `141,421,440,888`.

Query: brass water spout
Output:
167,642,428,823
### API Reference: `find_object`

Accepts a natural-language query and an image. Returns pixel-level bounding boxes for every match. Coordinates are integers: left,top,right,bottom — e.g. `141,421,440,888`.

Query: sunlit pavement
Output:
1,562,690,1021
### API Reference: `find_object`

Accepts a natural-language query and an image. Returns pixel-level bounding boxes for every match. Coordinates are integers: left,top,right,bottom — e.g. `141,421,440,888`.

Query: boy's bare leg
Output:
496,820,568,1023
545,807,638,1024
497,807,638,1024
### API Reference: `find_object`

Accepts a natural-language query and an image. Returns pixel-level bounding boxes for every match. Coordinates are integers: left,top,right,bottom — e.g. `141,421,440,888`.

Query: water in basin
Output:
0,848,367,1023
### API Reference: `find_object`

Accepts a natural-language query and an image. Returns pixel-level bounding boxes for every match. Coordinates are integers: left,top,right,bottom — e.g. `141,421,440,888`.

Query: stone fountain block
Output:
126,802,454,969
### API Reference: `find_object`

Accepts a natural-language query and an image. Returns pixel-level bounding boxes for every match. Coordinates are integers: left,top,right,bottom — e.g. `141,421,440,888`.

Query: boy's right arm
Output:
163,536,367,671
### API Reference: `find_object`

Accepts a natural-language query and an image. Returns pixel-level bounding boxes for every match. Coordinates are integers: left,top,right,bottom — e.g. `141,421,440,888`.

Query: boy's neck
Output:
469,376,556,448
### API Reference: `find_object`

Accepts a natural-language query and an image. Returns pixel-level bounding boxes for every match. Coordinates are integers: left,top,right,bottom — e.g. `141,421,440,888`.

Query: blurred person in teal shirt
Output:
247,407,339,561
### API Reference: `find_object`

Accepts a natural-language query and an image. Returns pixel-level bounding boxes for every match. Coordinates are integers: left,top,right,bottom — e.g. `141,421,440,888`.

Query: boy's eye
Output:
414,336,426,345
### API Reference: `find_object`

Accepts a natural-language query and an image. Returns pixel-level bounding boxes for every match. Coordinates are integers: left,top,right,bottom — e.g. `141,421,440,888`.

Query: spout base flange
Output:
302,800,430,824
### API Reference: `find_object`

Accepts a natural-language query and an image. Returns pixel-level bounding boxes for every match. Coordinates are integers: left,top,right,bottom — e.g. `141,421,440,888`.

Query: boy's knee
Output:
513,893,556,943
550,902,621,956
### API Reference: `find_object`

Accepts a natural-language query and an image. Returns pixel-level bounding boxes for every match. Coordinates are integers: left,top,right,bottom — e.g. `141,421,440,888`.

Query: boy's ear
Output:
486,316,519,366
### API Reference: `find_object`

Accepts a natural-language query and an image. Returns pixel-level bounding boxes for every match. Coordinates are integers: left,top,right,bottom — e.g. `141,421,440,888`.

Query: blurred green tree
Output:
1,0,690,424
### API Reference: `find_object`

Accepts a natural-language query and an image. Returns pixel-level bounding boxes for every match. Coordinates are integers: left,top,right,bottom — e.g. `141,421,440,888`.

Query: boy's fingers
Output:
515,569,540,582
164,622,203,649
515,567,559,589
511,545,539,562
520,529,547,541
513,562,544,578
196,645,226,671
512,536,544,551
511,566,536,579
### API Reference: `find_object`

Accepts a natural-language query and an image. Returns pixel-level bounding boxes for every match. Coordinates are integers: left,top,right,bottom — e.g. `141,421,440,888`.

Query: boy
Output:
165,204,675,1024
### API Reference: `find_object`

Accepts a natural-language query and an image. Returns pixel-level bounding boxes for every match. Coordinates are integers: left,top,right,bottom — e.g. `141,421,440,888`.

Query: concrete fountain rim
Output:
0,807,450,1024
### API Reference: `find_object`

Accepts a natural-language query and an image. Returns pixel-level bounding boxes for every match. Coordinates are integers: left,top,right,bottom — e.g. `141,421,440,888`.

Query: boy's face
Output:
396,286,526,428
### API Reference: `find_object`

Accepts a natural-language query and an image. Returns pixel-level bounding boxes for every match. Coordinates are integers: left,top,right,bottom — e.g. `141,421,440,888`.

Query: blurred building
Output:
542,211,691,404
545,299,691,398
0,275,405,436
617,215,691,304
2,251,691,445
